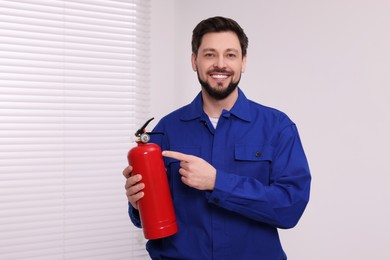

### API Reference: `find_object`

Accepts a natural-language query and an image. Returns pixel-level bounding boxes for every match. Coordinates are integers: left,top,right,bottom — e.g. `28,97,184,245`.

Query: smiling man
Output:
123,16,311,260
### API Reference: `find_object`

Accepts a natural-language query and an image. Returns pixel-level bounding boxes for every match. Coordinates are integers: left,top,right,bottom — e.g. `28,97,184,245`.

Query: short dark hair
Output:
191,16,249,57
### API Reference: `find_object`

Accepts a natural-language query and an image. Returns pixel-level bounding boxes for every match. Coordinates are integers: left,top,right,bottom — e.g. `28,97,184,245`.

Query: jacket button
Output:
255,151,262,157
213,198,220,204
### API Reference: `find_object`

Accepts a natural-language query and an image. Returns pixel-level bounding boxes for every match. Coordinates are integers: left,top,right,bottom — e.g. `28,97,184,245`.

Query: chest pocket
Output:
234,144,273,184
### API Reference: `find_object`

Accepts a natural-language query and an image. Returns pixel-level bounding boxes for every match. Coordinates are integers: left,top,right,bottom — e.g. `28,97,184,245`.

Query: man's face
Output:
192,31,247,100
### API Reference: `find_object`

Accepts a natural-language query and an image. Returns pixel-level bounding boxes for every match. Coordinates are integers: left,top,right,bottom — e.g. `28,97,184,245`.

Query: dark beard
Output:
197,71,240,100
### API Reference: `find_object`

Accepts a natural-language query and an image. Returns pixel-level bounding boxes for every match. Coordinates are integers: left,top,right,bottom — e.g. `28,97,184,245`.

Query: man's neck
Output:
201,88,238,118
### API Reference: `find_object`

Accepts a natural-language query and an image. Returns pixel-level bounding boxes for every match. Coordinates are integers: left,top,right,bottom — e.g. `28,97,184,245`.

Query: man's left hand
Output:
162,150,216,191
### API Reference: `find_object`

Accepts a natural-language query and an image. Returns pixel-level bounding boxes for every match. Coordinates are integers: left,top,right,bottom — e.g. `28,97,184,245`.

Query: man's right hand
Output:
123,165,145,209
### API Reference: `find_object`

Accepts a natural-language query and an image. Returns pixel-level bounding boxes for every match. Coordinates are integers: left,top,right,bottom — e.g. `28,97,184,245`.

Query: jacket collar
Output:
180,87,252,122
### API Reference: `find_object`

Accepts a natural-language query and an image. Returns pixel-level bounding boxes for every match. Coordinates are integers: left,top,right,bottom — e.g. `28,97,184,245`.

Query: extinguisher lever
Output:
135,117,155,137
134,118,165,143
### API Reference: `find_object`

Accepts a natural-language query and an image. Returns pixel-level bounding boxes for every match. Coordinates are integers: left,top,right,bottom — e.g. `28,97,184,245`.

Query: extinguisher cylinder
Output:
128,142,178,239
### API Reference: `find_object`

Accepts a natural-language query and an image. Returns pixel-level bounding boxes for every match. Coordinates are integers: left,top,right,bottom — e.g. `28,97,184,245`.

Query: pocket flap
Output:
234,144,273,161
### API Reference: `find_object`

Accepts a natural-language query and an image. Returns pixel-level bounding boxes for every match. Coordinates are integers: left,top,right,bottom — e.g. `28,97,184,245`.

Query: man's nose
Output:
214,55,226,69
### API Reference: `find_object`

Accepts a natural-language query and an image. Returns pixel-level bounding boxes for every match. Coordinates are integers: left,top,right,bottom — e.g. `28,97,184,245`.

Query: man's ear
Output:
241,55,247,73
191,53,197,71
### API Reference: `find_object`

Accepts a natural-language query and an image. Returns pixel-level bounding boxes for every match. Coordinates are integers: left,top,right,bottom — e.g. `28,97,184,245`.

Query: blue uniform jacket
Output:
129,88,311,260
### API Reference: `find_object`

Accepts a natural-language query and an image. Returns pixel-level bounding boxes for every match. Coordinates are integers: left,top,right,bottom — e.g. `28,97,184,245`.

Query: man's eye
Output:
227,53,236,58
205,53,214,57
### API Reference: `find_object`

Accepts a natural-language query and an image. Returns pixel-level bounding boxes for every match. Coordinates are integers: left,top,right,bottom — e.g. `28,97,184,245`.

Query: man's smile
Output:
210,74,229,79
209,71,232,81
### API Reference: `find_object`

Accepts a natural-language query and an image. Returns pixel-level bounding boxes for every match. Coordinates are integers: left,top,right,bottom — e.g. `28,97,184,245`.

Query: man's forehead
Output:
199,32,241,51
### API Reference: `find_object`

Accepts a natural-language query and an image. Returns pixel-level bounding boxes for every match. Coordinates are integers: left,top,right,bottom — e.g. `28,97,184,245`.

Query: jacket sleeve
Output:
206,124,311,229
128,203,142,228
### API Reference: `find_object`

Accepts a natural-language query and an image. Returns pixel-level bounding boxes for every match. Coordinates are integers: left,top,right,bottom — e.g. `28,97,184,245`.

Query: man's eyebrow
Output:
201,48,240,53
201,48,216,52
226,48,239,53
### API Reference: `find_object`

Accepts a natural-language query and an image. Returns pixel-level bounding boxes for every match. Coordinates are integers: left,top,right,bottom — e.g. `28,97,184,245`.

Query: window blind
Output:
0,0,150,259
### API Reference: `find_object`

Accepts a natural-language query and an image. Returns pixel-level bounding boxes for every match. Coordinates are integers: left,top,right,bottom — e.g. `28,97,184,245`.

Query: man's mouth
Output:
211,74,228,79
209,71,231,80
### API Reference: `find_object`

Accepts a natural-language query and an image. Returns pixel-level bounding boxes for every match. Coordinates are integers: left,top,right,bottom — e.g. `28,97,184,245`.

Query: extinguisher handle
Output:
134,117,155,137
134,118,165,143
145,131,164,136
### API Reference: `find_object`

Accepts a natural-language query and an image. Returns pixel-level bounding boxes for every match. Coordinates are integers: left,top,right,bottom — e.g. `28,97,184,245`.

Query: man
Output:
123,16,311,260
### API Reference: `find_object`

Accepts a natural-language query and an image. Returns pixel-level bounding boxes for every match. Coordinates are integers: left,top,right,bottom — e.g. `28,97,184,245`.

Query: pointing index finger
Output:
162,150,192,162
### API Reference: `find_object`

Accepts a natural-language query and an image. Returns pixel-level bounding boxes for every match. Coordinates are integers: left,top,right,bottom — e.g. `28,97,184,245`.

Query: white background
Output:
150,0,390,259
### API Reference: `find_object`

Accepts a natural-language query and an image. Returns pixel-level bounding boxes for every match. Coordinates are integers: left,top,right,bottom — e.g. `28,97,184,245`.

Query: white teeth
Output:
211,74,228,79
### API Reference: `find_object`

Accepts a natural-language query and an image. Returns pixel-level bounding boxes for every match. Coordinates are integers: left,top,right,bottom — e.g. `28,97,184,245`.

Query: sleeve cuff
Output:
206,169,234,206
128,203,142,228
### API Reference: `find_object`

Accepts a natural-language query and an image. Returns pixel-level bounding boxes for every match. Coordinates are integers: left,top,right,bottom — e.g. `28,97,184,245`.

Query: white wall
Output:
149,0,176,128
151,1,390,259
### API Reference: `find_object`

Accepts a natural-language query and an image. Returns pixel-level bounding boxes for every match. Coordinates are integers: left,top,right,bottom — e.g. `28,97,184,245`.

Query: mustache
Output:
207,68,233,75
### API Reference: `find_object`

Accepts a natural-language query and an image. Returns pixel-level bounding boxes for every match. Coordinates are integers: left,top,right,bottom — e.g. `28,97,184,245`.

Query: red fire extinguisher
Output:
127,118,178,240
